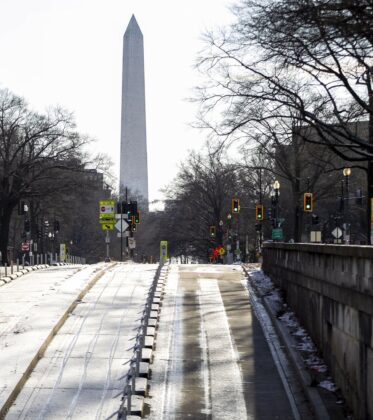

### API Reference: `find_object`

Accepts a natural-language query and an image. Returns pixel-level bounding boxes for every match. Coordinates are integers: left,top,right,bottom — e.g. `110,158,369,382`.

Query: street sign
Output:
102,223,114,231
332,227,343,239
115,213,129,219
99,218,115,224
219,247,226,256
160,241,168,262
310,231,322,243
99,200,115,219
115,219,129,232
60,244,66,262
128,237,136,249
272,228,283,240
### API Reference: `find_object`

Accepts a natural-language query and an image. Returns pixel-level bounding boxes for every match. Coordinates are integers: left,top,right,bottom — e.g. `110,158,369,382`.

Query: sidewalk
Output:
0,264,107,417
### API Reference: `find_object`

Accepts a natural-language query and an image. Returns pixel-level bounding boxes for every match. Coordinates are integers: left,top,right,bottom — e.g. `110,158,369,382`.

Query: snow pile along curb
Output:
243,266,351,419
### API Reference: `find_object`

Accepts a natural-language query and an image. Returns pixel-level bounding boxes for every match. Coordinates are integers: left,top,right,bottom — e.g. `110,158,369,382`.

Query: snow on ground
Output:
5,263,158,419
246,268,340,396
0,264,103,414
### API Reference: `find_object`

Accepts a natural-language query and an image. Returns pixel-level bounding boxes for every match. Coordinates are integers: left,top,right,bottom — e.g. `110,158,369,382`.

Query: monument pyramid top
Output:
124,15,143,37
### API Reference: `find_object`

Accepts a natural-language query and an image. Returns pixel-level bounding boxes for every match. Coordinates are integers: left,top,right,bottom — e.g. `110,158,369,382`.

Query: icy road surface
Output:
4,263,157,419
147,265,299,420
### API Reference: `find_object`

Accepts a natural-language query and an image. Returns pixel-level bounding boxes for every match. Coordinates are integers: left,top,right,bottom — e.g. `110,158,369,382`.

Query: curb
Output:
0,263,81,288
0,262,116,419
242,266,330,420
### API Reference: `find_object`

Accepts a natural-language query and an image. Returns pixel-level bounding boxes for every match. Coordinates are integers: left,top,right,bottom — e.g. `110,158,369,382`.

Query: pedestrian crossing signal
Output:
256,204,264,220
232,198,240,214
304,193,313,212
210,226,216,238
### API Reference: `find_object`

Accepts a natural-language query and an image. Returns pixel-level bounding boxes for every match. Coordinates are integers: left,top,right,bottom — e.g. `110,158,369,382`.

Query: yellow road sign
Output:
160,240,168,262
219,247,226,256
99,218,115,224
102,223,114,231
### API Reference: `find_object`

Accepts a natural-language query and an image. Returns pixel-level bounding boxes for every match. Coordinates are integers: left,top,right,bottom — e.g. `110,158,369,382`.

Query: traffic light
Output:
256,204,264,221
135,211,140,224
24,220,31,233
131,223,137,232
210,226,216,238
304,193,313,212
232,198,240,214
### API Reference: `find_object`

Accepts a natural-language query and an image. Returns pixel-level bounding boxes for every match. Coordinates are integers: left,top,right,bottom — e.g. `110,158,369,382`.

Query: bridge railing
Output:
262,243,373,420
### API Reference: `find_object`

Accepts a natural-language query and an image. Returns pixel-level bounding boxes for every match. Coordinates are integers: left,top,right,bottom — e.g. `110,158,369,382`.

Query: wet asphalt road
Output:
147,264,307,420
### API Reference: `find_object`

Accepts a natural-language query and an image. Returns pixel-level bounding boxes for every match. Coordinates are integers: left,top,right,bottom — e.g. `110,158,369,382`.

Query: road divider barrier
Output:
118,261,170,419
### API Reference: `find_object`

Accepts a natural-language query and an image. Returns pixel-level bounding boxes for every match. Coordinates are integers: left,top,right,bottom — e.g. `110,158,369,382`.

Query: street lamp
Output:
273,180,280,228
343,167,351,243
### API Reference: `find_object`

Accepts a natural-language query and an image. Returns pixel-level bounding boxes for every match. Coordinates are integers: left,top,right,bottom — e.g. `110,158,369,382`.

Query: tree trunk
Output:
0,205,13,266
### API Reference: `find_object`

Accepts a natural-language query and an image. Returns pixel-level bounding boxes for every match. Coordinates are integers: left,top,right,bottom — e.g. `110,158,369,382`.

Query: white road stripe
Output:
197,290,212,416
159,266,181,420
198,278,249,420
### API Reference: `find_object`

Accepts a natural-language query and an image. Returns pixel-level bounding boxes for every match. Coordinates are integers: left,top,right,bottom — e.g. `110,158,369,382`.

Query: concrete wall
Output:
262,243,373,419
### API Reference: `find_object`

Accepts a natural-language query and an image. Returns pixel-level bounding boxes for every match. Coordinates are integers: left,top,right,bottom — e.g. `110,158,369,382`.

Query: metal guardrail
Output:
0,255,86,282
118,261,167,419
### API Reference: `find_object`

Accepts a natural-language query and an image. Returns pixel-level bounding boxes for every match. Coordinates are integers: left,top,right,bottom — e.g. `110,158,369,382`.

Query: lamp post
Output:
227,214,232,264
273,180,280,228
219,220,224,264
343,167,351,243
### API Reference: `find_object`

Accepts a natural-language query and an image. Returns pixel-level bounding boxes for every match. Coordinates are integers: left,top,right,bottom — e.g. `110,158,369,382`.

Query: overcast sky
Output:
0,0,235,202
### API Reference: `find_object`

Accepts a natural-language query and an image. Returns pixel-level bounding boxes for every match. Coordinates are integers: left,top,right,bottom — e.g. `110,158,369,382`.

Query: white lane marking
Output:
199,278,249,420
197,290,212,416
241,276,301,420
162,268,182,420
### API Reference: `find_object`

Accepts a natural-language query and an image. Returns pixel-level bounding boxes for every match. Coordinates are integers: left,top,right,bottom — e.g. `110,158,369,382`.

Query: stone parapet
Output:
262,243,373,419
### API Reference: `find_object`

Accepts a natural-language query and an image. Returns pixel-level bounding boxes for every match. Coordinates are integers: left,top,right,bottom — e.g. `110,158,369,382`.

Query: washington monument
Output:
120,15,149,203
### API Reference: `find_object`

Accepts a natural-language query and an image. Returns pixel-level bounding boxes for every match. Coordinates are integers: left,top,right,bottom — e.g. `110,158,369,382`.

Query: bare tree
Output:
160,150,238,260
195,0,373,240
0,89,88,264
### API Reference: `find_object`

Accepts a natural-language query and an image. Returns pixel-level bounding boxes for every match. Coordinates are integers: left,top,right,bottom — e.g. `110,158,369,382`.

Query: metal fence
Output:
0,254,86,282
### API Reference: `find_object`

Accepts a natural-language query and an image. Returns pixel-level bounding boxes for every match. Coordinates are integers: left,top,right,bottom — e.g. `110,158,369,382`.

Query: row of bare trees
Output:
193,0,373,242
0,88,112,264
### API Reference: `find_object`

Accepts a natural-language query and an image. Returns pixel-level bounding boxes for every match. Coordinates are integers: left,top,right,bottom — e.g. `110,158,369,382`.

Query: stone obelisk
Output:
120,15,149,204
